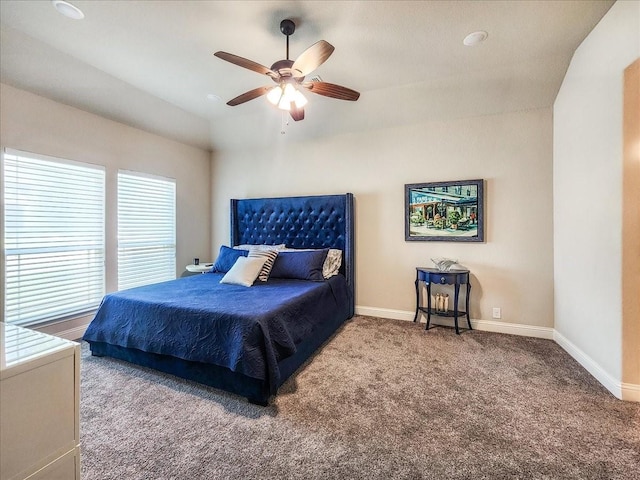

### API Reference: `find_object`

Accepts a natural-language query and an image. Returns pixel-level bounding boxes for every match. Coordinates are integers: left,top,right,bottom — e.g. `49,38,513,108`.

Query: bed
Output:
83,193,355,405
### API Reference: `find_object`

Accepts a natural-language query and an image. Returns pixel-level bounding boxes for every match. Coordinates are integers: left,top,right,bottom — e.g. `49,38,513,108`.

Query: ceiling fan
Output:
214,19,360,122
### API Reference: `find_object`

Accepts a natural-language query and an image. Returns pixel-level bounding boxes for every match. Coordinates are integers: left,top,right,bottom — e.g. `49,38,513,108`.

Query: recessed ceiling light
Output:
463,31,488,47
51,0,85,20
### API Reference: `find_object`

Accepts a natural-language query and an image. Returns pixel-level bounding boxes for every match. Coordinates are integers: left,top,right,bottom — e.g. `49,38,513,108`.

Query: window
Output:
3,149,105,326
117,171,176,290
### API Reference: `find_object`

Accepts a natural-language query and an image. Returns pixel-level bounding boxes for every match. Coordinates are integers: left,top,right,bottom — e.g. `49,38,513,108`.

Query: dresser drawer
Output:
26,447,80,480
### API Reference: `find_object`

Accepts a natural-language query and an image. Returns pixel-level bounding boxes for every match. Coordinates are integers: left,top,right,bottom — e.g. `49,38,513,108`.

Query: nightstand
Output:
186,263,213,273
413,267,472,334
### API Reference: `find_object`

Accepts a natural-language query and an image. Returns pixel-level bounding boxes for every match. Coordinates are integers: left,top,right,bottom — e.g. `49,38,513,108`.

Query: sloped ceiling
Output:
0,0,614,152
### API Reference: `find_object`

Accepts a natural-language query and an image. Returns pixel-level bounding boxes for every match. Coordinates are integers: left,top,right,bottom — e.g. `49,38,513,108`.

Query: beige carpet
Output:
80,316,640,479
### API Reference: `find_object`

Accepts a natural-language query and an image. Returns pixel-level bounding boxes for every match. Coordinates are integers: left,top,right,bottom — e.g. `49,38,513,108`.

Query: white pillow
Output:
281,248,343,278
219,257,267,287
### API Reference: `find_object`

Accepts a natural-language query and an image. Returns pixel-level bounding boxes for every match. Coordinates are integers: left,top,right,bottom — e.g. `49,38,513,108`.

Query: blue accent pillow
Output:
211,245,248,273
269,248,329,281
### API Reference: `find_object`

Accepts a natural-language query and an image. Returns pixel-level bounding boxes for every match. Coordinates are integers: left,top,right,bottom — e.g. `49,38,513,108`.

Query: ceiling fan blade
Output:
291,40,335,77
301,81,360,101
226,86,272,106
214,51,278,78
289,105,305,122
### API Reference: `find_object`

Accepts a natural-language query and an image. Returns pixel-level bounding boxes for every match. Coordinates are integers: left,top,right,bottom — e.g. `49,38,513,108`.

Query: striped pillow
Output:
248,248,279,281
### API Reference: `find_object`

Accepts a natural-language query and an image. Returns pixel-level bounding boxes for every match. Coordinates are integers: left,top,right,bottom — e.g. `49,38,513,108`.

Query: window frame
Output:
2,148,106,327
117,169,176,291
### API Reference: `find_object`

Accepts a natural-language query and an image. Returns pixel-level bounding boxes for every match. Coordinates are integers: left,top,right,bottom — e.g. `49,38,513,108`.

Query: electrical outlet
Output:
492,307,502,319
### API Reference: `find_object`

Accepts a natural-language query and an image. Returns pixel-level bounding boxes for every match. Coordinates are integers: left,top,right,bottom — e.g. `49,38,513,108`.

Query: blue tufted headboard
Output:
230,193,355,317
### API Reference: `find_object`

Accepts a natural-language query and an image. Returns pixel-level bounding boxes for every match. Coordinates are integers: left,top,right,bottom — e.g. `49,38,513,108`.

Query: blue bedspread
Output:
83,273,349,393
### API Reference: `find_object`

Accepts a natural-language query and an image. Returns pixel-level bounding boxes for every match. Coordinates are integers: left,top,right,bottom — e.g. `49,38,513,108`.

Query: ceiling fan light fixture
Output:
268,84,307,111
267,86,284,106
51,0,85,20
292,89,308,109
277,97,291,111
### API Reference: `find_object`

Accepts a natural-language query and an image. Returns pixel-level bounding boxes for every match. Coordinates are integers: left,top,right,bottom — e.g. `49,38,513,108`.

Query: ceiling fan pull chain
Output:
281,111,287,134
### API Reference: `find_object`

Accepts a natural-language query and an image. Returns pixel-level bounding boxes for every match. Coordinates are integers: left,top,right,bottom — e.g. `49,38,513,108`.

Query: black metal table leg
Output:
425,282,432,330
413,277,419,322
466,282,472,330
453,282,460,334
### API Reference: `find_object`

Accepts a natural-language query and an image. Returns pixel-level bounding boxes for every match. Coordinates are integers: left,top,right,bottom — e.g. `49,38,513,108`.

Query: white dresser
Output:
0,323,81,480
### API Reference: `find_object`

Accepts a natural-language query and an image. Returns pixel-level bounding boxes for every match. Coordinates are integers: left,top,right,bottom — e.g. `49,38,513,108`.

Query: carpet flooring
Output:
80,316,640,479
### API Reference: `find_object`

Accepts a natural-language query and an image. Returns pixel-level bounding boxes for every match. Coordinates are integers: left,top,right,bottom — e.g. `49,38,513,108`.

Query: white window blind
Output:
3,149,105,326
118,171,176,290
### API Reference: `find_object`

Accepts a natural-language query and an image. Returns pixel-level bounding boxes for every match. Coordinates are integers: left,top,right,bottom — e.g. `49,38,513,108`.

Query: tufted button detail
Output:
235,197,346,260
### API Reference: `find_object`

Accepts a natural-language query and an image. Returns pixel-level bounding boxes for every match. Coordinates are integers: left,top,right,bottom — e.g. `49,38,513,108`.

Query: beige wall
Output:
0,83,212,337
553,0,639,400
211,107,554,328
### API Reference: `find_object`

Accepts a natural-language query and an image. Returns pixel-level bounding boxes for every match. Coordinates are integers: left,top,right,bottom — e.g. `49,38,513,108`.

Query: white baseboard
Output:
467,319,554,339
355,306,554,339
355,306,415,322
553,330,625,400
622,382,640,402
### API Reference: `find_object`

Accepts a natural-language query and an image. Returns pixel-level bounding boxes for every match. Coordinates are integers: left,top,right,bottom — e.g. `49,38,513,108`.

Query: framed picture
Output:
405,179,484,242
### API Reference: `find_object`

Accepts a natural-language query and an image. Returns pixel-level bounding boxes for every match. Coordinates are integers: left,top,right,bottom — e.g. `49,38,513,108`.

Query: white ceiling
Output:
0,0,614,152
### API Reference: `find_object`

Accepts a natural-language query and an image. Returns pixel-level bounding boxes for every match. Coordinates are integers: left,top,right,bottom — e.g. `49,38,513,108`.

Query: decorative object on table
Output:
404,179,484,242
432,293,449,313
431,257,458,272
194,257,200,265
186,262,212,273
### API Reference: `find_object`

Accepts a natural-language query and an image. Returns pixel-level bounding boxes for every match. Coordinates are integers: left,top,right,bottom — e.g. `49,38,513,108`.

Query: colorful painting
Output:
405,179,484,242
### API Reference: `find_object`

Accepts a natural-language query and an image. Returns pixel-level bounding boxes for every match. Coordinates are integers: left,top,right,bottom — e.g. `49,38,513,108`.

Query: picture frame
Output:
405,179,484,242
